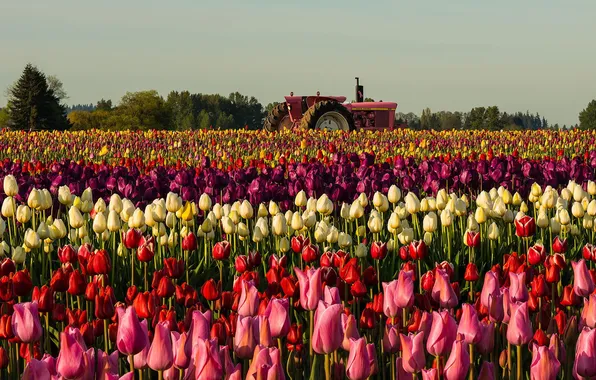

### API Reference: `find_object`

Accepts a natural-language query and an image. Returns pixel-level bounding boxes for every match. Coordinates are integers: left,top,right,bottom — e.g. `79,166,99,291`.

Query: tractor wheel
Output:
263,103,293,132
300,100,355,131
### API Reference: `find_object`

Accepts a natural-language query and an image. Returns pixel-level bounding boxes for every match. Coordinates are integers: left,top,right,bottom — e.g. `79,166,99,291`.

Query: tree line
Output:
2,63,596,131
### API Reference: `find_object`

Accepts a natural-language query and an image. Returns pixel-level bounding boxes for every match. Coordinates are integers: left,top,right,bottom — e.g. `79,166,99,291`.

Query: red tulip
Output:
515,215,535,237
212,240,231,260
370,241,387,260
421,270,435,292
201,279,220,301
340,258,361,284
12,269,33,297
0,276,13,302
582,243,596,262
163,258,184,279
409,241,428,260
136,236,155,262
181,232,197,251
530,274,548,298
528,243,546,266
67,270,86,296
122,228,141,249
545,258,561,283
133,291,157,319
157,276,175,299
57,245,78,264
95,286,116,319
351,280,368,299
301,244,320,263
291,235,309,253
0,315,13,339
465,230,480,248
87,249,111,275
464,263,479,282
552,236,567,254
32,285,54,313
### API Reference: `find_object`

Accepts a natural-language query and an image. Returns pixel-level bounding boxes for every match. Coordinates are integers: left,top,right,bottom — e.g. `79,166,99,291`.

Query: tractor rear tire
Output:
263,103,290,132
300,100,355,131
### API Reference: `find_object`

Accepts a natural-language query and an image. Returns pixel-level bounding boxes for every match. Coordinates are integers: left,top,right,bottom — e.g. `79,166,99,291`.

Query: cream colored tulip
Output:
52,219,67,239
130,209,145,229
256,217,269,237
94,198,107,214
81,187,93,204
291,212,303,231
404,193,420,214
488,222,500,240
340,203,350,219
213,203,223,220
12,246,26,264
240,200,253,219
144,205,156,228
368,216,383,234
588,200,596,217
355,243,367,258
24,228,41,249
316,195,334,215
420,198,429,213
295,190,307,207
326,226,339,244
388,212,401,230
338,232,352,249
152,203,166,223
36,221,49,240
1,197,15,218
423,232,433,246
398,227,414,245
252,226,263,243
349,201,364,220
440,209,453,227
589,181,596,196
109,194,123,213
302,211,316,229
221,217,235,235
423,212,438,233
572,202,585,218
436,189,448,211
257,204,268,218
314,226,328,243
272,214,287,236
388,185,401,204
27,189,42,210
475,207,487,224
357,193,368,208
583,215,594,230
166,192,182,213
537,211,549,229
558,209,571,225
279,237,290,252
454,199,467,217
512,192,522,206
3,175,18,197
0,241,9,257
550,217,561,234
199,193,212,212
306,197,317,213
268,201,280,216
467,215,479,232
69,206,84,229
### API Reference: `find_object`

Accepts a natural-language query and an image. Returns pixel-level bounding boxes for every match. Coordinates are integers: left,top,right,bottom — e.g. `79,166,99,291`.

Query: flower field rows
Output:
0,129,595,379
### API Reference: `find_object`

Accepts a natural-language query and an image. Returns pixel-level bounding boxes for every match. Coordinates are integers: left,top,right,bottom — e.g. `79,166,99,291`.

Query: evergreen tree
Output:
7,63,70,130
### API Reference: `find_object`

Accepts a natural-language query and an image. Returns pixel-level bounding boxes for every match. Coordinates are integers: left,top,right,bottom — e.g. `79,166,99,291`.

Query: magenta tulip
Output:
346,337,371,380
191,309,212,346
246,346,284,380
477,320,495,355
530,344,560,380
400,332,425,374
263,298,290,338
487,292,504,323
426,310,457,357
238,280,259,316
341,313,361,351
581,294,596,329
22,359,51,380
431,268,458,309
383,324,400,354
572,259,595,297
421,368,438,380
396,358,414,380
233,315,257,359
312,300,343,354
443,335,470,380
12,301,42,343
367,342,378,376
382,280,400,318
480,271,500,308
256,315,273,347
172,330,192,369
395,270,415,309
501,288,511,324
324,285,341,305
574,327,596,378
194,338,223,380
116,306,149,356
56,329,88,379
509,271,528,302
295,267,323,311
478,362,495,380
506,301,533,346
457,303,482,344
96,349,119,379
130,319,149,369
147,321,174,371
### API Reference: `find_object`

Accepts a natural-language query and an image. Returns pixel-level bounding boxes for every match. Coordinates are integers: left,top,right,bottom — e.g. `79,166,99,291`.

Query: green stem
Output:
324,354,330,380
516,345,522,380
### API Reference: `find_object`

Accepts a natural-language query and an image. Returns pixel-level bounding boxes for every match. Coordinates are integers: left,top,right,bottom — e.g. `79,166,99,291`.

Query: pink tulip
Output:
324,285,341,305
426,310,457,357
41,354,56,376
12,301,43,343
382,280,400,318
312,300,343,354
163,365,181,380
501,288,511,324
417,311,432,341
130,319,149,369
509,271,528,302
367,343,378,376
257,315,273,347
478,361,495,380
263,298,290,338
172,329,192,369
116,306,149,356
246,345,284,380
572,259,595,297
548,334,565,364
194,338,223,380
342,313,360,351
396,270,415,309
96,349,119,378
574,327,596,378
238,279,259,316
191,309,212,345
147,321,174,371
22,359,51,380
487,292,504,323
477,320,495,355
421,368,438,380
119,373,135,380
56,330,89,379
400,332,425,374
383,324,400,354
431,268,458,309
346,337,371,380
530,344,560,380
221,346,242,380
396,358,414,380
506,301,533,346
480,271,500,308
457,303,482,344
443,335,470,380
233,315,257,359
581,294,596,329
295,267,323,311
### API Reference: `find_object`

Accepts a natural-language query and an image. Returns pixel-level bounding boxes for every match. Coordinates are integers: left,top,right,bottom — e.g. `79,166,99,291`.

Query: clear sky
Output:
1,0,595,125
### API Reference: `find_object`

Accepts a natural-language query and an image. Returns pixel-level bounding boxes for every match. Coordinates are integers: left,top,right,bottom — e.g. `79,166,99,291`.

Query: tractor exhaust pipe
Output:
355,77,364,103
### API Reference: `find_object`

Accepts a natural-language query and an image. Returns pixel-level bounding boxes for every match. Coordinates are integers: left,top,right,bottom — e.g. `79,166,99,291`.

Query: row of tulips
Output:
2,172,596,379
2,129,596,166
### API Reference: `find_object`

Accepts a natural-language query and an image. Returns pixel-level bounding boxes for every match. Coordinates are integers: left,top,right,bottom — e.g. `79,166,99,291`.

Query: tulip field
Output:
2,129,596,379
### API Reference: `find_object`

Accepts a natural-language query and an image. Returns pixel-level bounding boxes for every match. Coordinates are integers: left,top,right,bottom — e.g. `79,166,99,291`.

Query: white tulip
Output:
199,193,212,212
240,200,253,219
404,193,420,214
69,206,84,229
295,190,307,207
423,212,438,233
3,175,18,197
1,197,15,218
388,185,401,204
109,194,123,213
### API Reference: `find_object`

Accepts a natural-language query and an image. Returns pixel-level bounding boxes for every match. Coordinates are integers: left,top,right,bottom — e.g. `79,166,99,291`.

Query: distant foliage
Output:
579,100,596,130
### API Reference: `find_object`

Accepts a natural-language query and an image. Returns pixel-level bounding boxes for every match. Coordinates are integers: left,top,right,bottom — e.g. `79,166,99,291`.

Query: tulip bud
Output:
68,206,84,229
398,228,414,245
550,217,561,234
454,199,467,216
12,246,26,264
24,229,41,249
368,216,383,234
349,201,364,220
302,211,316,229
436,189,448,210
502,189,513,205
355,243,367,258
423,232,433,245
338,232,352,249
326,226,339,244
467,215,479,232
423,212,438,233
198,193,212,212
36,221,49,240
165,192,182,213
475,207,487,224
405,192,420,214
512,192,522,206
1,197,15,218
237,222,249,238
488,222,500,240
388,185,401,204
589,181,596,196
503,209,514,223
572,201,584,218
295,190,307,207
291,212,304,231
239,200,253,219
107,210,121,232
3,175,18,197
537,210,549,229
279,237,290,252
583,215,594,230
558,209,570,226
440,209,453,227
93,212,107,234
212,203,223,220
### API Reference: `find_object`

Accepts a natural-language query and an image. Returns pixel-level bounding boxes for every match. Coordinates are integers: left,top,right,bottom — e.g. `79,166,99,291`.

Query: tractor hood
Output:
345,101,398,111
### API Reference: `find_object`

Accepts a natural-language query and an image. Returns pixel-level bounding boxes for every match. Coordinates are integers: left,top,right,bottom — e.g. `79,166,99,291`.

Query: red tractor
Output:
263,78,399,132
